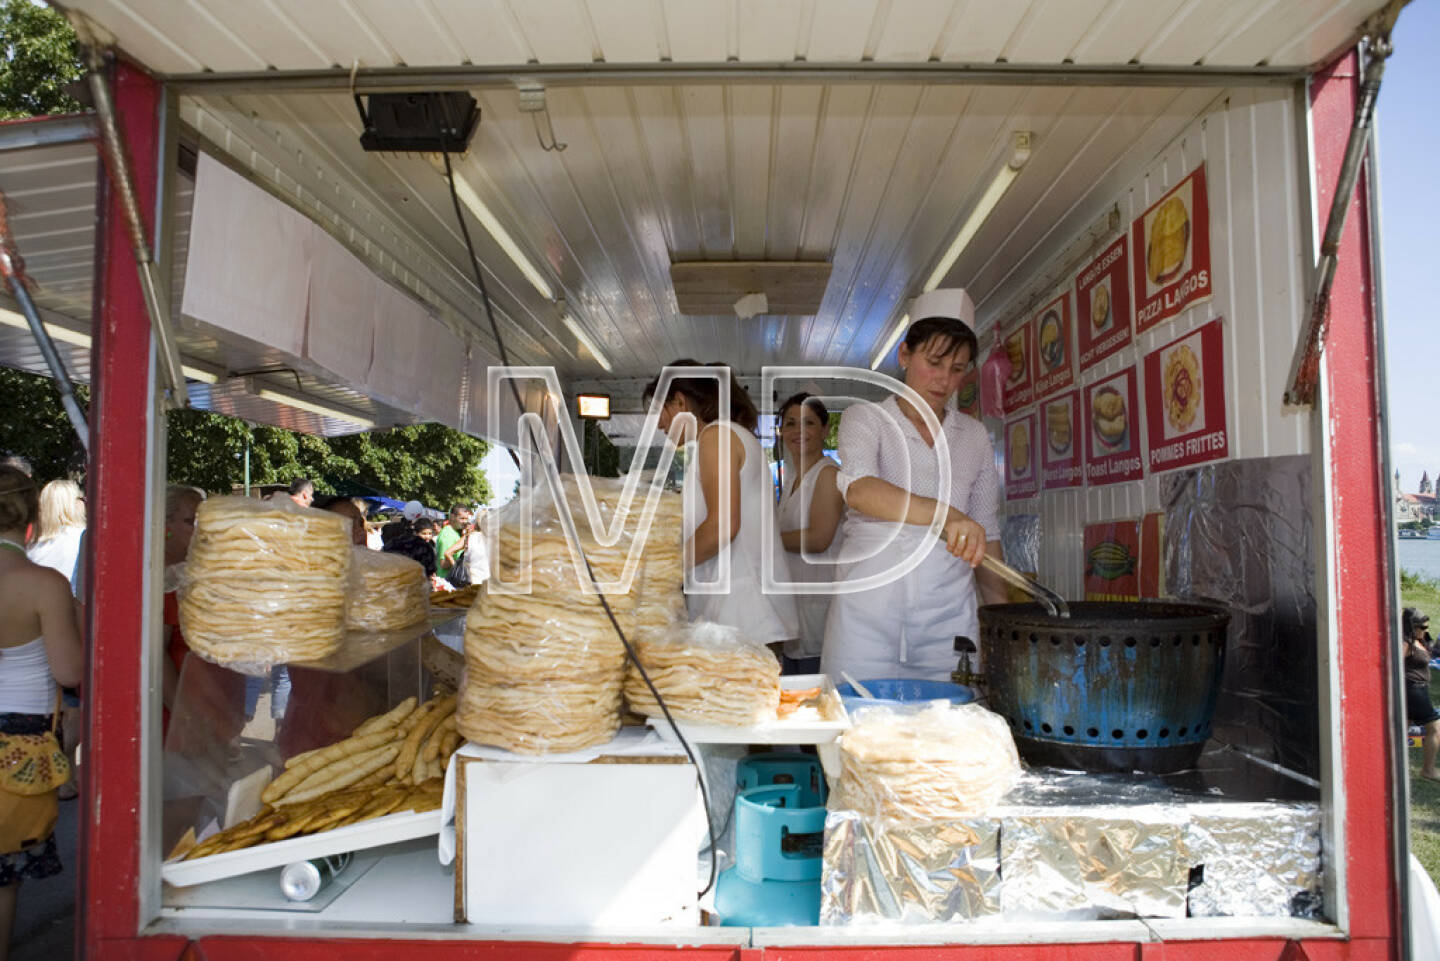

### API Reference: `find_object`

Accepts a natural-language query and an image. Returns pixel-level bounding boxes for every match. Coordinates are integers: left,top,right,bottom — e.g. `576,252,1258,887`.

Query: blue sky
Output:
1381,1,1440,492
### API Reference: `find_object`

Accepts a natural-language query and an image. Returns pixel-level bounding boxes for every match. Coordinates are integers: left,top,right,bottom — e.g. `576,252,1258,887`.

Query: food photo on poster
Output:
1076,236,1133,370
1144,318,1229,473
1132,165,1212,334
1082,520,1141,601
1005,410,1039,501
1031,293,1075,400
1040,390,1082,491
1001,320,1034,411
1083,367,1144,486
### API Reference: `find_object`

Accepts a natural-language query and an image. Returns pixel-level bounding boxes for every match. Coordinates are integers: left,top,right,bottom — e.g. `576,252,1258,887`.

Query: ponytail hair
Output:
661,359,758,432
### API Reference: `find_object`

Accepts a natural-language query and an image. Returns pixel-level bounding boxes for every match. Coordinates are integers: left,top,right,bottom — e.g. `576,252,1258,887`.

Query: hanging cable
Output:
437,139,721,897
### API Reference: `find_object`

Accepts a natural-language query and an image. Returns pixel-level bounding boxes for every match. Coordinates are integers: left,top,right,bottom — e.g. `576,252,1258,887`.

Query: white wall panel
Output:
988,88,1311,597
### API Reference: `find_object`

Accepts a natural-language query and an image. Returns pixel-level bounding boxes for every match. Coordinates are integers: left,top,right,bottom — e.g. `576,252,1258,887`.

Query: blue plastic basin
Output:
835,678,976,713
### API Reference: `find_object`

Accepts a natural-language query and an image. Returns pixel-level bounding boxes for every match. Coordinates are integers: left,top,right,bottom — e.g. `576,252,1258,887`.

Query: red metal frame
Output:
80,50,1401,961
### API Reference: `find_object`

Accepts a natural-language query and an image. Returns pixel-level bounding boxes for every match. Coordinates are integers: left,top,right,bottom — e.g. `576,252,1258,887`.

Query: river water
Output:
1397,538,1440,581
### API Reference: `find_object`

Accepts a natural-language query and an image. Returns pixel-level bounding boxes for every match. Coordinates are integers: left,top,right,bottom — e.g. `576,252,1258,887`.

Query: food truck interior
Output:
0,0,1412,955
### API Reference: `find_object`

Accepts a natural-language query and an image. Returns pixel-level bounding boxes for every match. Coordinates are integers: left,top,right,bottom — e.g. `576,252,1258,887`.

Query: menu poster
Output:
955,363,981,418
1040,390,1082,490
1001,320,1034,412
1132,165,1212,334
1030,293,1075,400
1139,511,1165,598
1004,410,1039,501
1083,520,1141,601
1143,318,1228,473
1075,236,1132,371
1083,366,1143,486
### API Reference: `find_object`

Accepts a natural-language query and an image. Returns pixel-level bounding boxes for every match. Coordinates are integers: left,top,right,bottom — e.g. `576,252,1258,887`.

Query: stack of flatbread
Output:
623,620,781,726
178,496,352,668
346,547,429,633
458,476,648,754
831,702,1021,821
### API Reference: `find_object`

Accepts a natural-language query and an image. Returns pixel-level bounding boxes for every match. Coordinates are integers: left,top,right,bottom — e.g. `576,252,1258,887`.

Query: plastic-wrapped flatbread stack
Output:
831,702,1022,821
458,477,646,754
178,496,352,670
346,547,429,633
624,620,781,726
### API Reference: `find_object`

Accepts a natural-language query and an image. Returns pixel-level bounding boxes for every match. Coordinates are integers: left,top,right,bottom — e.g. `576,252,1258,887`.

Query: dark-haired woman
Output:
0,466,83,959
821,289,1006,682
655,361,798,645
776,393,844,674
1403,607,1440,780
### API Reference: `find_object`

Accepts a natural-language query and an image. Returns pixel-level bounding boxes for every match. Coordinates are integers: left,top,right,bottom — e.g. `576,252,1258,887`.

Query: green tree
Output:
0,367,86,482
0,0,81,119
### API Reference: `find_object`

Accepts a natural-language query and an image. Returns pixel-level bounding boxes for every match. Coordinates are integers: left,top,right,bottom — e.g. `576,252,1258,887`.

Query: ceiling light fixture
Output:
922,131,1032,294
450,171,555,302
250,383,377,430
0,308,217,384
561,314,612,372
870,313,910,371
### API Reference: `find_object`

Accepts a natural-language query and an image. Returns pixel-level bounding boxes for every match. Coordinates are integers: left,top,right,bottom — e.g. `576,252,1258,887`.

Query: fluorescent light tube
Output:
561,314,612,372
0,308,90,348
870,313,909,370
451,172,555,302
254,387,377,429
922,133,1030,293
923,164,1019,293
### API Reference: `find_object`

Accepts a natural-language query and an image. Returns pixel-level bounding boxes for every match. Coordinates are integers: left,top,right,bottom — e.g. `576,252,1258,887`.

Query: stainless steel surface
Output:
979,552,1068,618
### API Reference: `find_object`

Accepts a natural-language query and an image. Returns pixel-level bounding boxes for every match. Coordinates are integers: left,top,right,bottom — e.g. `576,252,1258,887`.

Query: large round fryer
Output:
979,601,1230,773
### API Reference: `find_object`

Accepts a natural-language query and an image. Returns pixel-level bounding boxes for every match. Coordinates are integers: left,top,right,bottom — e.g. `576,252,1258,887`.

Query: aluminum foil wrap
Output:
1183,802,1323,918
820,811,1000,924
1001,513,1041,576
999,806,1188,919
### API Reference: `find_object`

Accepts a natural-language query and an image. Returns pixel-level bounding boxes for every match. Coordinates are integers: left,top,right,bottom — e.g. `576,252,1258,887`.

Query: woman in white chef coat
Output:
651,361,798,646
775,393,844,675
821,289,1007,682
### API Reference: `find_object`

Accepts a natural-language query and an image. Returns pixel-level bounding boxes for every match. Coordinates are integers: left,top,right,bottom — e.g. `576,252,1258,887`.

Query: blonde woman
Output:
26,480,84,591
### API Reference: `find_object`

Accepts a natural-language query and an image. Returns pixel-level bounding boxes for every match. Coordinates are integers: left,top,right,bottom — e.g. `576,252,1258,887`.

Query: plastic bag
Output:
831,701,1021,821
346,547,430,633
980,330,1012,420
623,619,781,726
177,496,351,673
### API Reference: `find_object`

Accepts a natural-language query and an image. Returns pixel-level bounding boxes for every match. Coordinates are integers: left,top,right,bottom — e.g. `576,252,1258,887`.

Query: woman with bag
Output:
0,466,83,960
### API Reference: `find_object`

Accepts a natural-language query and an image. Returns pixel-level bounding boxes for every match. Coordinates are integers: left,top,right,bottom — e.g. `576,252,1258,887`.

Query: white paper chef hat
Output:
910,288,976,328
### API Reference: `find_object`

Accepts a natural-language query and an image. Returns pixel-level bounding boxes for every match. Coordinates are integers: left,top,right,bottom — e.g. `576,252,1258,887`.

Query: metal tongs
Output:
979,553,1071,619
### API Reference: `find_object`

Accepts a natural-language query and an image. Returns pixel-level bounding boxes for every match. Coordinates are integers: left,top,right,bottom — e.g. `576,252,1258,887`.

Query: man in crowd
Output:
288,477,315,508
436,504,472,582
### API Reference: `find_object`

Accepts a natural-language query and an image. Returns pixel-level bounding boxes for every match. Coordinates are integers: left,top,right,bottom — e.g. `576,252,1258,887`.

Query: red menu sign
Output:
1075,237,1132,371
1040,390,1082,490
1143,318,1228,473
1083,366,1143,486
1004,410,1038,501
1000,320,1033,412
1132,165,1212,334
1083,520,1141,601
1030,293,1074,400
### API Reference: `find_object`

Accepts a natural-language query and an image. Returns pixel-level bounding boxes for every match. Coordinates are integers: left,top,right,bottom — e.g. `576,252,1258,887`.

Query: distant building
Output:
1396,470,1439,522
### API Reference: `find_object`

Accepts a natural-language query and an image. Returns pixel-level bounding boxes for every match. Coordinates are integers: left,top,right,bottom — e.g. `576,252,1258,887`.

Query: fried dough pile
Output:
180,694,456,860
346,547,429,633
830,702,1021,821
623,620,781,727
457,477,684,754
179,496,352,667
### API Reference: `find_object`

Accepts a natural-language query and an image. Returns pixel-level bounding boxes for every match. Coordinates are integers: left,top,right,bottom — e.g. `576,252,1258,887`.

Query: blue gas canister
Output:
713,783,826,927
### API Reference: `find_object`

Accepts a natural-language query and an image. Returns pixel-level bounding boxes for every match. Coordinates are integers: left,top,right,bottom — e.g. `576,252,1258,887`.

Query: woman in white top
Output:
821,289,1007,682
0,466,83,958
26,479,85,592
651,361,798,646
775,393,844,674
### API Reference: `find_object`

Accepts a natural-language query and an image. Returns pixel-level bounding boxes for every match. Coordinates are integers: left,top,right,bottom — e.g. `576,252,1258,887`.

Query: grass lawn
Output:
1403,571,1440,885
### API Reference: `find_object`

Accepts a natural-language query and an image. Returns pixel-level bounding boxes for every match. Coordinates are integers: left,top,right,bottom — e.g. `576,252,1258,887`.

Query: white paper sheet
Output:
304,231,376,387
